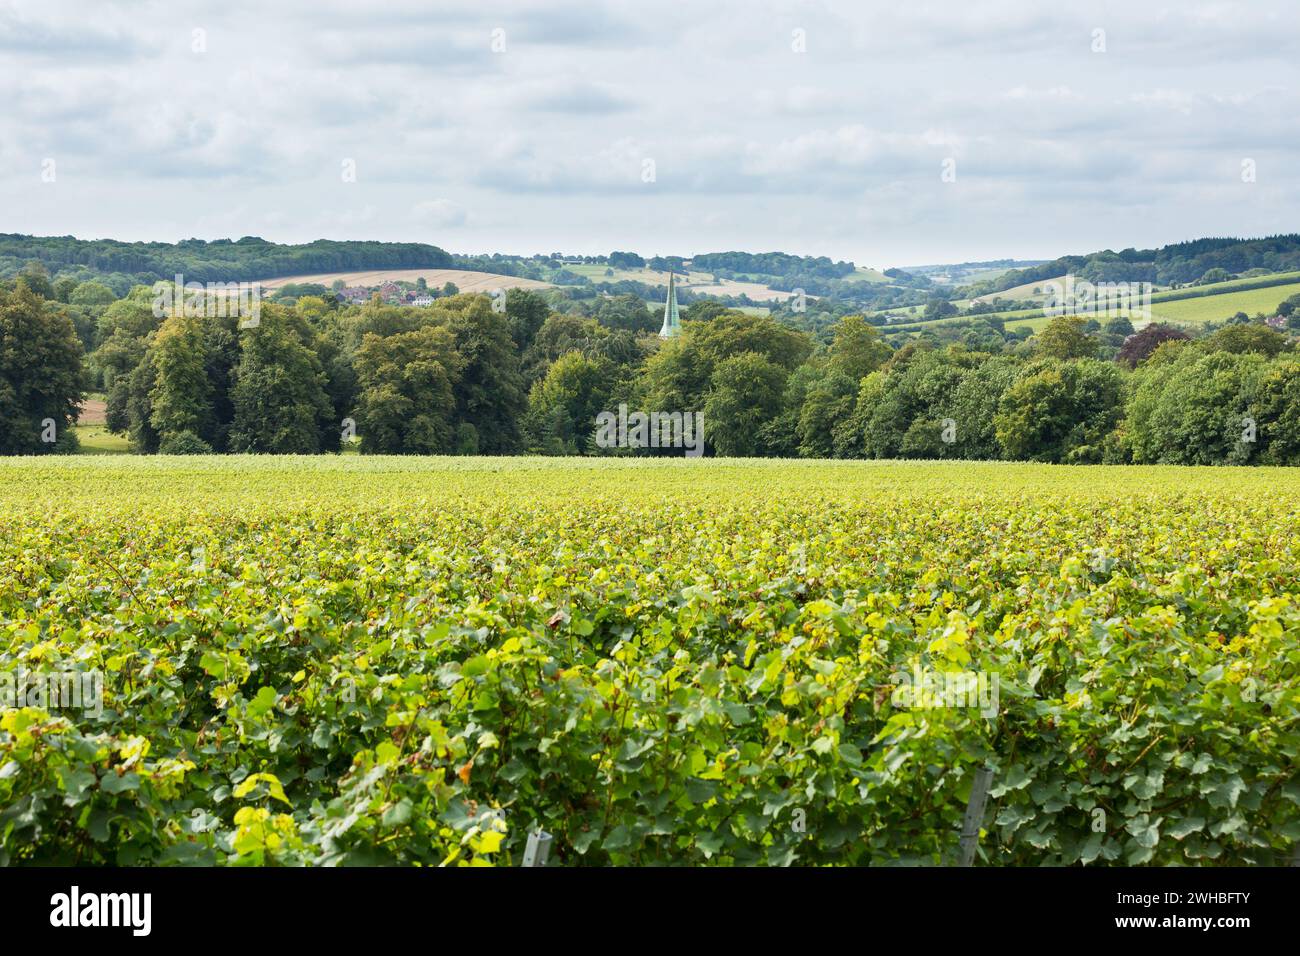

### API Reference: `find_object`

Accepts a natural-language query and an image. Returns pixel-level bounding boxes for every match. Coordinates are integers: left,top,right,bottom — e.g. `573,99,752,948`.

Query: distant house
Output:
379,281,400,301
1265,315,1287,329
411,295,434,307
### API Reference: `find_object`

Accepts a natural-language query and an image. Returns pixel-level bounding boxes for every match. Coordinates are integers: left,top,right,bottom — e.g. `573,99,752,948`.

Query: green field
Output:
73,424,131,455
890,271,1300,335
1148,281,1300,325
2,457,1298,866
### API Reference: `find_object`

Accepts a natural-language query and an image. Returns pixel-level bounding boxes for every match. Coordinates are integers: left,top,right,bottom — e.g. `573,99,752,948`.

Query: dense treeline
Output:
967,234,1300,296
5,257,1300,464
689,251,856,283
0,234,453,290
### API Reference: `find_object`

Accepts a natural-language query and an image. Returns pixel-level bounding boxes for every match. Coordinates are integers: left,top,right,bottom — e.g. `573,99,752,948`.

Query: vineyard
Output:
1,457,1298,865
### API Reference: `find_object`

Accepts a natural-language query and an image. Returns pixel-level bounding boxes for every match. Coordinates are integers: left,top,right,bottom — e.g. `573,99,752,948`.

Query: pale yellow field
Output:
256,269,553,293
566,264,799,302
971,275,1068,305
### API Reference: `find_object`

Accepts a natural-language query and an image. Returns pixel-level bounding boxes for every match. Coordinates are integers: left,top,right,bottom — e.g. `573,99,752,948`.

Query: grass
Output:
889,270,1300,334
73,424,131,455
1148,280,1300,325
957,267,1017,285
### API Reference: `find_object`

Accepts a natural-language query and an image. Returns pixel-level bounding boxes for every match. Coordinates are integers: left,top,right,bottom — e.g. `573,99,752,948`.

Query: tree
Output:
762,362,824,457
149,313,213,445
827,314,891,381
608,251,645,269
523,314,605,384
1201,323,1291,358
506,289,550,351
158,430,213,455
294,295,331,324
1275,293,1300,318
1102,316,1135,338
523,351,614,454
686,312,812,387
1115,323,1189,368
796,370,858,459
637,334,705,418
945,356,1020,459
0,281,83,454
52,276,78,303
703,352,787,456
17,262,54,300
227,312,335,453
855,345,973,459
923,297,958,321
593,294,657,334
1249,360,1300,464
70,281,118,310
93,287,165,433
1126,350,1267,464
124,349,160,453
995,359,1125,463
353,325,463,454
443,295,526,453
1035,315,1099,360
683,301,731,324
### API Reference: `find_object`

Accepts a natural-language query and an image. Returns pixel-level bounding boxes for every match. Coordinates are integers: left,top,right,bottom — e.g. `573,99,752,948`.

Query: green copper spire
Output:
659,270,681,338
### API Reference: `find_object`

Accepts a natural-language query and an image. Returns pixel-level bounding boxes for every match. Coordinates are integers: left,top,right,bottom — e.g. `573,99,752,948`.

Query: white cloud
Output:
410,199,468,227
0,0,1296,266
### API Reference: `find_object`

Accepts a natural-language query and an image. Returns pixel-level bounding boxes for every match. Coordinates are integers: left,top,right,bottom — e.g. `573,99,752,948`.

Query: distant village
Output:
331,280,458,307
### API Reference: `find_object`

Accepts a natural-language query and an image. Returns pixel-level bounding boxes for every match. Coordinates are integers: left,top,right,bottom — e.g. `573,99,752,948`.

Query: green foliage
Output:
1,458,1298,866
443,296,526,454
149,314,214,444
17,270,1300,469
0,233,453,285
1036,316,1100,360
826,314,891,381
703,352,788,456
505,289,550,352
995,359,1125,463
158,430,215,455
523,351,615,454
354,325,464,454
1126,350,1269,465
0,281,84,454
227,311,335,454
857,346,978,459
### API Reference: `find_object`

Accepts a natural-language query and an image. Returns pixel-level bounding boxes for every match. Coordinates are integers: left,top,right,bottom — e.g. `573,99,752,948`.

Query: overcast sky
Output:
1,0,1297,268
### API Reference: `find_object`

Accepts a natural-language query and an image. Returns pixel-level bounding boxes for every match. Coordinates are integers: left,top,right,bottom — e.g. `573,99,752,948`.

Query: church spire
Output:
659,270,681,338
